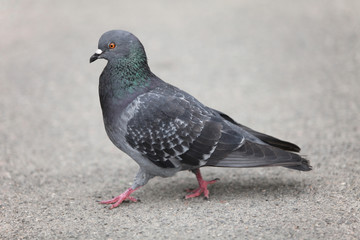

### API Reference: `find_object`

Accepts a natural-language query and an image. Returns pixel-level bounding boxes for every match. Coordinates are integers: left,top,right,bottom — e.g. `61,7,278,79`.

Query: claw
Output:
99,187,139,209
185,169,219,199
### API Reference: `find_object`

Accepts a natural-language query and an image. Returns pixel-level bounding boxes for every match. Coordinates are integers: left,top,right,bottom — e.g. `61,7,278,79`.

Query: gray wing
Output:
125,90,244,169
125,88,311,171
213,109,301,152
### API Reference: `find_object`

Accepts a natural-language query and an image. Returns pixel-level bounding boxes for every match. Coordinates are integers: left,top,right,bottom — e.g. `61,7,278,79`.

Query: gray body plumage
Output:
90,30,311,201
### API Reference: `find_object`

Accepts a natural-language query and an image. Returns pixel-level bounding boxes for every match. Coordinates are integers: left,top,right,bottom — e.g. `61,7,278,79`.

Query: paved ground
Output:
1,0,359,239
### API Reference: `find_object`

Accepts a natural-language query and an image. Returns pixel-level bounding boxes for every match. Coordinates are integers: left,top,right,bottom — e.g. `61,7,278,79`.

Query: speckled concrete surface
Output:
1,1,359,239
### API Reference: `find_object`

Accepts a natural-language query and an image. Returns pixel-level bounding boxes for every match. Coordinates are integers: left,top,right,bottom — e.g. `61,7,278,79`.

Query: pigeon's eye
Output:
109,42,116,49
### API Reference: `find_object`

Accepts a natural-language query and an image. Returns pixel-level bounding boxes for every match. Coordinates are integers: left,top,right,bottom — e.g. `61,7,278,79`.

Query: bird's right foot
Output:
99,187,138,209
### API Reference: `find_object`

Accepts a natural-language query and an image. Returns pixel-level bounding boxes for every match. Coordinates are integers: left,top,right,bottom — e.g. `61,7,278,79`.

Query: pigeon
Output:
90,30,311,209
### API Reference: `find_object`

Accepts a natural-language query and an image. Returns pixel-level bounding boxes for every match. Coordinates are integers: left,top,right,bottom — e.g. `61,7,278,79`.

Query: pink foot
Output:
185,169,219,199
100,187,139,209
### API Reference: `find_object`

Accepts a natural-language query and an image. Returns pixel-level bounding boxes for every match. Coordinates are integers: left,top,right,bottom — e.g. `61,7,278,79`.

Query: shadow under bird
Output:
90,30,311,209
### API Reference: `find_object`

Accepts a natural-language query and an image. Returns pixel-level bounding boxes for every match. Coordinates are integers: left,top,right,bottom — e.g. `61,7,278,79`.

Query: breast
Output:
102,96,143,153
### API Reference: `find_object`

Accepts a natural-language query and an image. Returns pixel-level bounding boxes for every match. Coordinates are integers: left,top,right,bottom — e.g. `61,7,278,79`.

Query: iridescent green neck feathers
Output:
100,45,152,99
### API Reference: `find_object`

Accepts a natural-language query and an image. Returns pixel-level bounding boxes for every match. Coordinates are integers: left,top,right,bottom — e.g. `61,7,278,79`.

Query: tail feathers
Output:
206,141,312,171
284,157,311,171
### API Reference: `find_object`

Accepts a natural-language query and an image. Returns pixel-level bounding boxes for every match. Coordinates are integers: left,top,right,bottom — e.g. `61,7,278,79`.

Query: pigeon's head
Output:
90,30,147,64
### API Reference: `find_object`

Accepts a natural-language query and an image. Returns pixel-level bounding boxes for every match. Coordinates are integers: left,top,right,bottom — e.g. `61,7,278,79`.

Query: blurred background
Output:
1,1,359,239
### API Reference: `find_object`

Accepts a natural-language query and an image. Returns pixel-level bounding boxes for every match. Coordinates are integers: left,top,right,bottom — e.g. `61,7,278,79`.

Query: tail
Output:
206,141,312,171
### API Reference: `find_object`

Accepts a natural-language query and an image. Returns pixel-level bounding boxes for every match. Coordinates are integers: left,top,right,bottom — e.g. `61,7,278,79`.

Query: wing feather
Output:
125,87,310,171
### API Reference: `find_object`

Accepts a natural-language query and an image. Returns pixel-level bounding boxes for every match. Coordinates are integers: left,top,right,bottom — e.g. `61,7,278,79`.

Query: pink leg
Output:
185,169,219,199
100,187,140,209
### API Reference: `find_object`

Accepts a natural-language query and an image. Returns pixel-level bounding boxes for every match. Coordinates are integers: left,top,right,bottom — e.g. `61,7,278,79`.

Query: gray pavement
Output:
1,1,359,239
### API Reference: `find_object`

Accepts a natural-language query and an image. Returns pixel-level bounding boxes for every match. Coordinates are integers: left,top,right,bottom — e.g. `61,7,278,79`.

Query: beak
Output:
90,49,103,63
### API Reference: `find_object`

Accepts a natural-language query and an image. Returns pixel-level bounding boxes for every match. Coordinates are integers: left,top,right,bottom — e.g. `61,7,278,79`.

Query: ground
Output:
1,1,359,239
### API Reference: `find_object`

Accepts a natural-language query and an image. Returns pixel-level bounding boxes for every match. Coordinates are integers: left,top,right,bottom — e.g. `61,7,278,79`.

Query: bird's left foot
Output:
99,187,138,209
185,178,219,199
185,169,219,199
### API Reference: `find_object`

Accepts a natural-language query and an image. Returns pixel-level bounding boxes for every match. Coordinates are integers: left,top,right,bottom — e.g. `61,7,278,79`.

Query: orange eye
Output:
109,42,116,49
